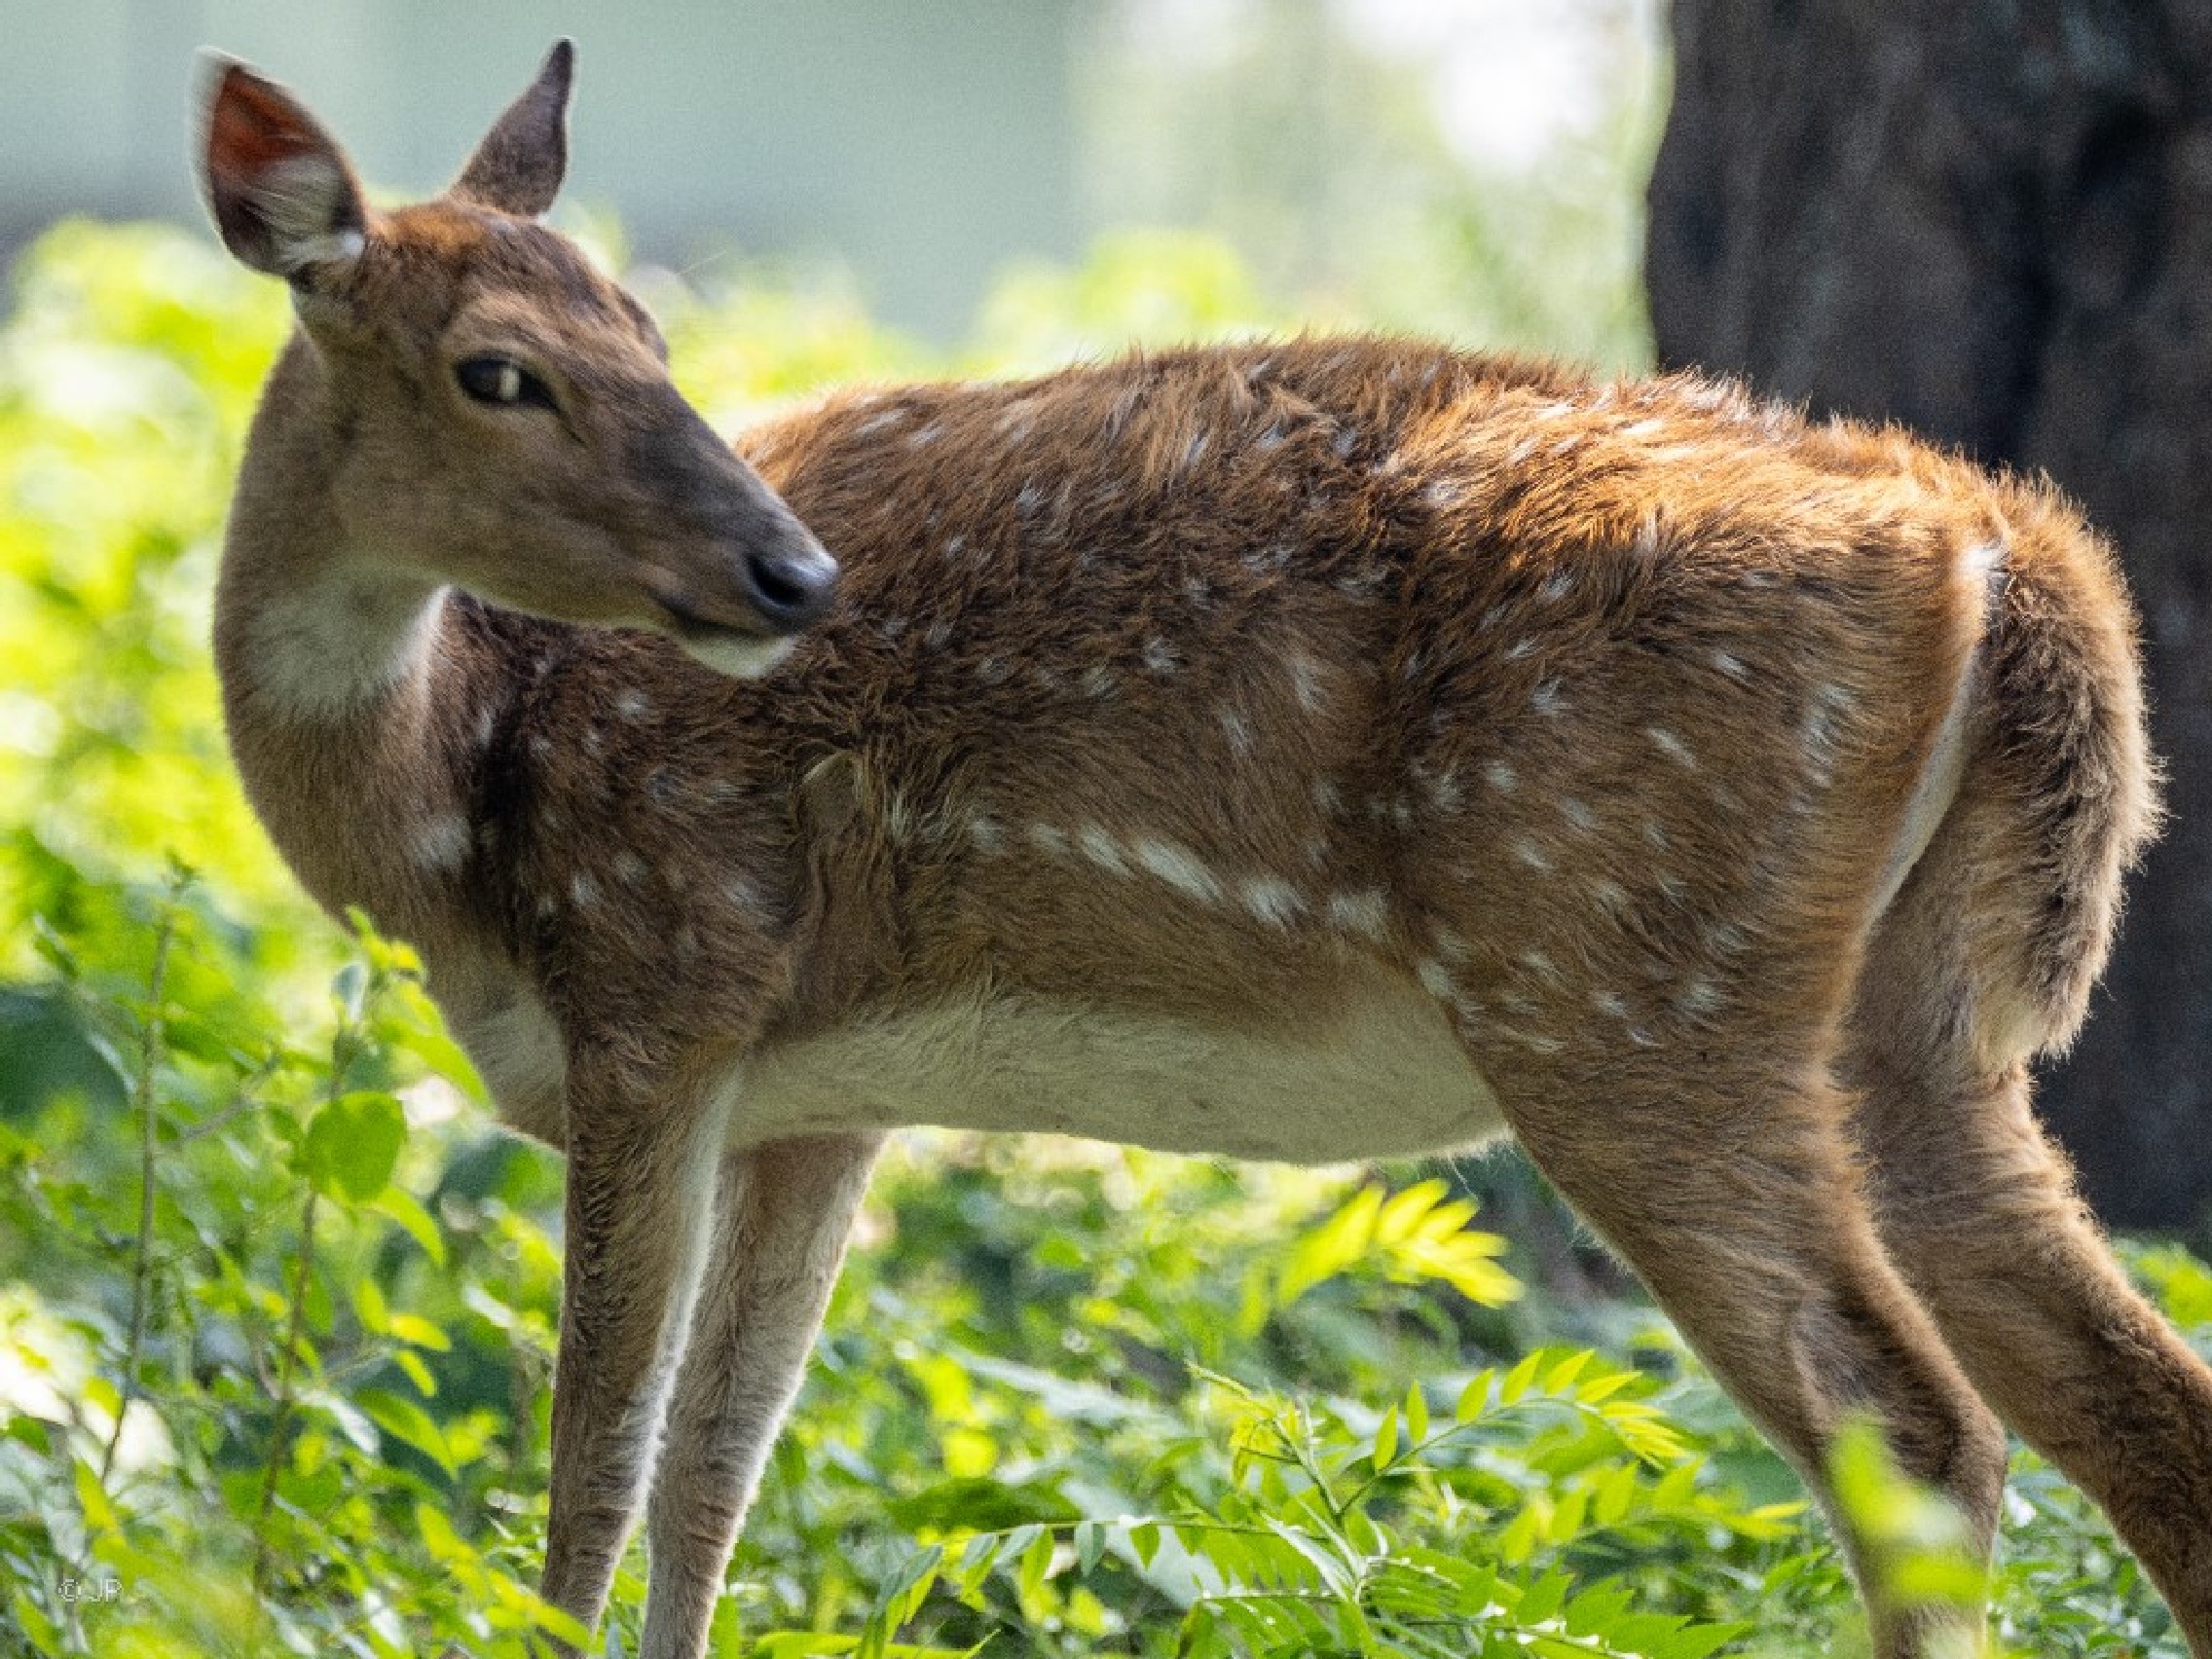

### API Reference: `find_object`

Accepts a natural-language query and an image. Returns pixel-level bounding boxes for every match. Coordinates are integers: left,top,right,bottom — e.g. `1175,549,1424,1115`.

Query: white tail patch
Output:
1868,538,2005,923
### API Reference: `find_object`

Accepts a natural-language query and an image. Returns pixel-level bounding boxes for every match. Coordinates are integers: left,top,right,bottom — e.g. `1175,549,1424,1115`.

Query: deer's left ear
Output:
450,38,572,218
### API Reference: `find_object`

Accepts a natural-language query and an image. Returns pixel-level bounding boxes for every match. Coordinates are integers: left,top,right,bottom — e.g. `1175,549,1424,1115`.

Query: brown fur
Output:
196,47,2204,1659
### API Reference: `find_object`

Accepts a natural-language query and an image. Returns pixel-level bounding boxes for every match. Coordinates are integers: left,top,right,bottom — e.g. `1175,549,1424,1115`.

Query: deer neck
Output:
214,332,481,948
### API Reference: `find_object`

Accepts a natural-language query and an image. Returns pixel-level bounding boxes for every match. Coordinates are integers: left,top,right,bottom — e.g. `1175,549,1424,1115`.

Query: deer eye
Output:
455,355,556,410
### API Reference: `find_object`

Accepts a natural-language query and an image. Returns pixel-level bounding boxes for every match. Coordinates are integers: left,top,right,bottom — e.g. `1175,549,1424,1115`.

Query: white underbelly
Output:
731,964,1502,1162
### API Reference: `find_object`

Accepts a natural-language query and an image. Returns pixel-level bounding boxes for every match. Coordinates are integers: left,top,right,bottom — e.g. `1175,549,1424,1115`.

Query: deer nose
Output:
741,539,839,633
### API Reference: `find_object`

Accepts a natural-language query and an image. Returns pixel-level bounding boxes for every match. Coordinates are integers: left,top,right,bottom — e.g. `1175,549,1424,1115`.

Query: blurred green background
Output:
1,4,2203,1657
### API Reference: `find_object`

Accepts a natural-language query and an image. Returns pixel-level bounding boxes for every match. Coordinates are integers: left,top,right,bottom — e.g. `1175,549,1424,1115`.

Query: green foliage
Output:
0,217,2203,1658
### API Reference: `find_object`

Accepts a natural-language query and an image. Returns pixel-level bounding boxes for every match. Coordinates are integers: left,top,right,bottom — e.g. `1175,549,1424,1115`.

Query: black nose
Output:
742,541,839,632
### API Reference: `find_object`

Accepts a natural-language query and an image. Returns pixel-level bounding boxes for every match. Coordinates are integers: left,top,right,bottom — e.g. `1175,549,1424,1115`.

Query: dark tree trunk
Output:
1647,0,2212,1229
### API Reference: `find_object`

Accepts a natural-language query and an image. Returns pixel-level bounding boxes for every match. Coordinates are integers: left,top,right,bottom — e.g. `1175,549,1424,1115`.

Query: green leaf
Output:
1516,1569,1570,1627
372,1186,448,1266
301,1089,405,1202
1500,1351,1542,1406
359,1386,457,1480
1130,1521,1161,1570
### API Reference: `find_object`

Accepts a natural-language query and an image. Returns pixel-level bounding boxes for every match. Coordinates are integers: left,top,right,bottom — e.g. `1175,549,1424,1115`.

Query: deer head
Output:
197,41,837,678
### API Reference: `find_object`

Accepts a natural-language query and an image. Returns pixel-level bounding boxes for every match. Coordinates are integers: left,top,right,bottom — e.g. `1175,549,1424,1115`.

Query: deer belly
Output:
731,965,1502,1162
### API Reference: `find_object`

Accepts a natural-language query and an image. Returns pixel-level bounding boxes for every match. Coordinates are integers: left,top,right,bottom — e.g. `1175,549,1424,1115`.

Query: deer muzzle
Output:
634,405,841,675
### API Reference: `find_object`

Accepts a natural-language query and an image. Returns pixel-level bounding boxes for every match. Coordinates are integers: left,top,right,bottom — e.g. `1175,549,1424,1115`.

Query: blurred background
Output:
6,3,2212,1654
0,0,1660,353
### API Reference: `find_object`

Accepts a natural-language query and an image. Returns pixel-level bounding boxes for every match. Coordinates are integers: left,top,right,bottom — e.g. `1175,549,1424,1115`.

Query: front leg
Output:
640,1131,884,1659
540,1051,728,1646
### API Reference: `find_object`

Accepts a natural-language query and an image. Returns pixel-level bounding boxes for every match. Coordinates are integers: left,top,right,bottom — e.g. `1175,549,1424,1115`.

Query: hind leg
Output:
1495,1045,2008,1659
1846,979,2212,1654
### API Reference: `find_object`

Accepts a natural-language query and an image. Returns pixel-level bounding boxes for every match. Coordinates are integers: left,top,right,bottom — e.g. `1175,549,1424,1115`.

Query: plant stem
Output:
250,1183,319,1597
99,898,175,1488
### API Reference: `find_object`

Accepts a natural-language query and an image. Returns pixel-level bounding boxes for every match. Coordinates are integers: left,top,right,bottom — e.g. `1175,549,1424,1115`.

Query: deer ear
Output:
198,56,366,281
449,39,572,218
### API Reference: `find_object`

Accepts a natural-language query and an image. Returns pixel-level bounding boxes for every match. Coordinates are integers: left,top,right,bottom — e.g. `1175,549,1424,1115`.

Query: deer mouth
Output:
654,594,799,680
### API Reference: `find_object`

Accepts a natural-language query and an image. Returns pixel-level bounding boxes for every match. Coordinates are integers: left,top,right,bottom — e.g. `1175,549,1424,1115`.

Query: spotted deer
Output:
195,40,2212,1659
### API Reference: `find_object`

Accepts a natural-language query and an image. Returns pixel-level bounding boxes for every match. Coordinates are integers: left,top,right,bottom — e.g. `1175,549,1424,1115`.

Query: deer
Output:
192,39,2212,1659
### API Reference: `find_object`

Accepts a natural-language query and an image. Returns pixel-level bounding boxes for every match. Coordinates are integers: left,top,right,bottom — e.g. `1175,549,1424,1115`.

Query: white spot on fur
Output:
1312,779,1346,816
1417,958,1456,999
1645,726,1696,768
614,689,652,723
1530,680,1565,715
1132,838,1224,904
970,816,1004,855
1286,653,1328,712
1677,977,1720,1016
1538,572,1572,603
1712,650,1749,682
1029,824,1071,859
474,707,497,748
1485,760,1518,793
975,656,1011,685
1593,878,1628,912
1327,888,1390,940
1519,949,1560,982
1515,840,1552,872
884,793,916,844
413,814,471,875
905,423,941,448
1083,666,1118,699
1560,797,1596,832
1078,825,1127,873
1593,989,1628,1017
1143,638,1179,676
570,873,599,908
1219,706,1256,756
613,850,648,886
1504,638,1536,661
1239,876,1305,927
